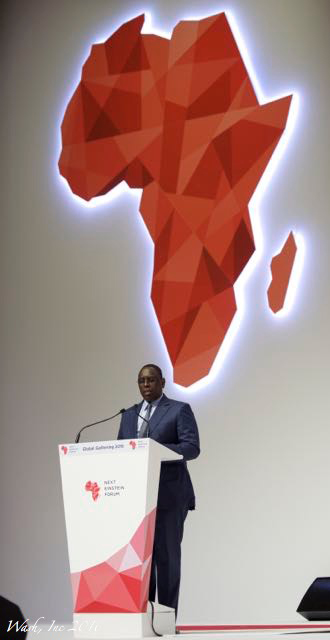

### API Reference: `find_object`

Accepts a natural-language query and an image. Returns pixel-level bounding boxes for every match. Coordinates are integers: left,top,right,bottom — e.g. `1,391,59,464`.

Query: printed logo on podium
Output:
85,480,100,501
129,440,136,450
61,445,68,455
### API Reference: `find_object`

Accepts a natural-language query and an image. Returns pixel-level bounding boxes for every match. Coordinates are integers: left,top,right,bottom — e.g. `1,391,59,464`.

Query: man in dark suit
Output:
117,363,200,615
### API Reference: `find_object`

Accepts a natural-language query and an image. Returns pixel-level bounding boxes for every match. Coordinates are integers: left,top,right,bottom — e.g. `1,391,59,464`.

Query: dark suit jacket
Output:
117,394,200,510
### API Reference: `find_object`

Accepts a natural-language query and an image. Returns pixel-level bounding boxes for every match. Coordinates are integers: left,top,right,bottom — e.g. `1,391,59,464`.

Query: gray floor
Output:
30,622,330,640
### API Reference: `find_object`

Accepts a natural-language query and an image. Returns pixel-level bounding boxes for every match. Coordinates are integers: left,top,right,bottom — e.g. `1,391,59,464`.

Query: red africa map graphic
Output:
85,480,100,501
59,12,292,386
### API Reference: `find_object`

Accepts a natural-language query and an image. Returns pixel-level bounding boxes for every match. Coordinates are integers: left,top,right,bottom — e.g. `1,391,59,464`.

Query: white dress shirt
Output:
137,394,163,437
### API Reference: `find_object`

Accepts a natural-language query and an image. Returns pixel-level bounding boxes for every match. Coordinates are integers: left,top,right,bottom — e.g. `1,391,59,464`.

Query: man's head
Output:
138,364,165,403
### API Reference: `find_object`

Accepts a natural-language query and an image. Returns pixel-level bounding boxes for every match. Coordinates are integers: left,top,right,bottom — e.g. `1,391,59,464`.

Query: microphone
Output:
75,408,126,443
134,404,151,438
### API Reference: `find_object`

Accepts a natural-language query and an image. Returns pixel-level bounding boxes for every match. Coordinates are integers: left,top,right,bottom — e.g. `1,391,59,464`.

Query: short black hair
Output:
139,364,163,379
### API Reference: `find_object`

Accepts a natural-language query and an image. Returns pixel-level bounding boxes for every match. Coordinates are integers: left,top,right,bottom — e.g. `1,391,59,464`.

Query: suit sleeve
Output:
165,403,200,461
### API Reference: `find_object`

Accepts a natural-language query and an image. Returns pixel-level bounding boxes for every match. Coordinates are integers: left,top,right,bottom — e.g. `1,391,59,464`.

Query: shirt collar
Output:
142,393,163,410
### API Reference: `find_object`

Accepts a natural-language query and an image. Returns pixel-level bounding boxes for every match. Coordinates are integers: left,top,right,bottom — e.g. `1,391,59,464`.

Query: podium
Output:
59,438,182,638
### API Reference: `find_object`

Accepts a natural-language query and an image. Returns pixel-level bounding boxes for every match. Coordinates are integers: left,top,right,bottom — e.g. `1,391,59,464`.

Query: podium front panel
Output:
59,439,160,613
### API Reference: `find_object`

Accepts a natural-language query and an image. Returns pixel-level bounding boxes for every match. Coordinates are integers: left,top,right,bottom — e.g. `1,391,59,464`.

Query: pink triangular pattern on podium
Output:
105,545,126,571
70,572,81,605
119,544,141,571
142,556,152,580
71,508,156,613
131,509,155,559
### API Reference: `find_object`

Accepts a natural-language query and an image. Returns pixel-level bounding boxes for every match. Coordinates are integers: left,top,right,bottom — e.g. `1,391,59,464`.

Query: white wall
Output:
1,0,330,625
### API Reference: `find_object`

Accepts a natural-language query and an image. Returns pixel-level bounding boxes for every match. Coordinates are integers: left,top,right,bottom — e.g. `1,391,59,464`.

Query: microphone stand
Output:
75,408,126,443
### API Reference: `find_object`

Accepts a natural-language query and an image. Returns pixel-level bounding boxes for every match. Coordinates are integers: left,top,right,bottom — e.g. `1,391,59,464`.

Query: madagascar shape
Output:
267,231,297,313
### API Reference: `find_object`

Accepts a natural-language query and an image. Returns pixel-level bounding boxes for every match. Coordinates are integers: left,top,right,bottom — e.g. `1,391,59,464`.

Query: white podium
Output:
59,438,182,638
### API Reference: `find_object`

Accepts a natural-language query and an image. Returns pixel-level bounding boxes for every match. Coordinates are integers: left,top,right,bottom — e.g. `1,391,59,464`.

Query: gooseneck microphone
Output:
75,408,126,443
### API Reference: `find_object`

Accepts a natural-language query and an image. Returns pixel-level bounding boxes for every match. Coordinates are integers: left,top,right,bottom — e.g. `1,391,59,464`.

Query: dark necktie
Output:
139,403,152,438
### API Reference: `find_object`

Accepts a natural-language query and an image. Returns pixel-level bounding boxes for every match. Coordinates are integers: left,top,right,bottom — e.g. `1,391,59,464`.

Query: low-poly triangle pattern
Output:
267,231,297,313
59,12,292,386
71,508,156,613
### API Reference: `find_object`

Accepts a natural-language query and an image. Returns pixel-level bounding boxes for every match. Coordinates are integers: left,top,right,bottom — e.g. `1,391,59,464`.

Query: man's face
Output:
138,366,165,403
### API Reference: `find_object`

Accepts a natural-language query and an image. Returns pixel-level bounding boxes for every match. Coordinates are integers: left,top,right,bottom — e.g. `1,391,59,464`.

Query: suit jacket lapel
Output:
148,394,171,436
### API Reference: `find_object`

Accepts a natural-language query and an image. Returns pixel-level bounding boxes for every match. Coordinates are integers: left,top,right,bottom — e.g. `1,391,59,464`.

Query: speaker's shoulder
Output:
162,395,191,410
